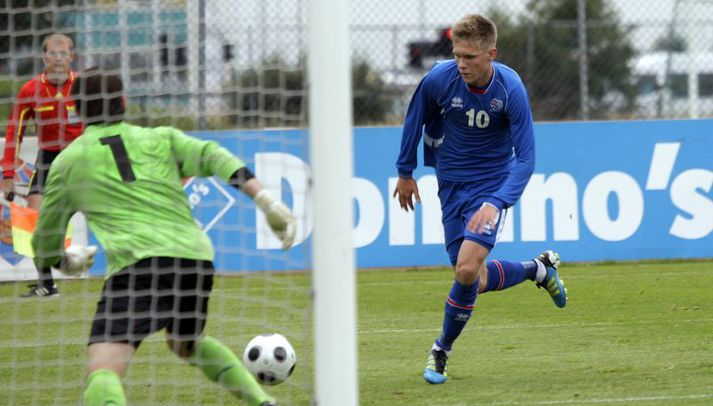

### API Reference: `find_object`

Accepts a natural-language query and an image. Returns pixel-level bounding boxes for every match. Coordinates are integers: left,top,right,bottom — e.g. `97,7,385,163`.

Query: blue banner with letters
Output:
89,119,712,275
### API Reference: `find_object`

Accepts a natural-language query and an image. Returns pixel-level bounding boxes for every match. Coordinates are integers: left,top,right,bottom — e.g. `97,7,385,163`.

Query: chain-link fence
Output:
2,0,713,129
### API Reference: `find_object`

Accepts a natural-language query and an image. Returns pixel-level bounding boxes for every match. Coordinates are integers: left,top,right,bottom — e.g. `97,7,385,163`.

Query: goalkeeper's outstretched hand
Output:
254,190,297,250
61,245,98,276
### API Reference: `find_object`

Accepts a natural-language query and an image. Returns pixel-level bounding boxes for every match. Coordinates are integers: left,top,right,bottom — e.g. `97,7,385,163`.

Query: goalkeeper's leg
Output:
83,342,134,406
169,336,275,406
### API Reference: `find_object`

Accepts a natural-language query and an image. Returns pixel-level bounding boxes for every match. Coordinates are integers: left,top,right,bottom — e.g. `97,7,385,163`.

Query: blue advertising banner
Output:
85,119,711,275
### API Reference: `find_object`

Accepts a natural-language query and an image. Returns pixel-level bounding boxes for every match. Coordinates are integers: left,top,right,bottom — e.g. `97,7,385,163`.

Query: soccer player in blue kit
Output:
393,14,568,385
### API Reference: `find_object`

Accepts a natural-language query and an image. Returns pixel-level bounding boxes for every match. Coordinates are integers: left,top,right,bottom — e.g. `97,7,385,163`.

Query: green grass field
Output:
1,260,712,405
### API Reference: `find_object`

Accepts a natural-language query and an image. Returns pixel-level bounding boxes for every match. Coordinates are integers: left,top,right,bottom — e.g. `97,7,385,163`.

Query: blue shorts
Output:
438,178,509,265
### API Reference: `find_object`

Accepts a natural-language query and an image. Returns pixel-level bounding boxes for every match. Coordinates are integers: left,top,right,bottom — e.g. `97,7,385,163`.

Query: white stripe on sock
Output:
534,260,547,283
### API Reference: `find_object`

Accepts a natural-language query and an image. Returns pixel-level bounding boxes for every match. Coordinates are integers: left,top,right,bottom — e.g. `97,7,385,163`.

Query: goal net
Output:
0,1,316,404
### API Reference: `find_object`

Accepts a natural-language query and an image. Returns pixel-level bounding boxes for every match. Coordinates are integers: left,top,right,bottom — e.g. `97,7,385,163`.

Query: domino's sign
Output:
189,119,712,271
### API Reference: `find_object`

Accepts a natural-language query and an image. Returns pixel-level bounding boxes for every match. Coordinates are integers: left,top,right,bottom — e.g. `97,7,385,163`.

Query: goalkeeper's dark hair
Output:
70,68,125,125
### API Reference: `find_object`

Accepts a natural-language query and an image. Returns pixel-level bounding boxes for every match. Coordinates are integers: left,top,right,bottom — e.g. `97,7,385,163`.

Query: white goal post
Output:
308,0,359,405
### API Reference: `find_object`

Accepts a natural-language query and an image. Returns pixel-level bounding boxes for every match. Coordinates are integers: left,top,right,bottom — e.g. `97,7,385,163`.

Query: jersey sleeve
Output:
396,71,439,178
167,128,246,181
488,83,536,210
2,82,35,178
32,157,76,269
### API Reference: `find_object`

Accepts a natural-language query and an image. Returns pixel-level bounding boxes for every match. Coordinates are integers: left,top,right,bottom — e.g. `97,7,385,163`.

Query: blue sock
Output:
482,260,538,293
435,280,477,352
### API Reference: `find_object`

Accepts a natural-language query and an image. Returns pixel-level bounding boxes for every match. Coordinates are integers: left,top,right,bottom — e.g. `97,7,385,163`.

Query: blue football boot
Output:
535,250,567,308
423,348,448,384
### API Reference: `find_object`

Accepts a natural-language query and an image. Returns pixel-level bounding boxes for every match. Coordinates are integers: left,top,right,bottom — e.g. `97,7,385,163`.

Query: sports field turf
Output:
1,260,712,405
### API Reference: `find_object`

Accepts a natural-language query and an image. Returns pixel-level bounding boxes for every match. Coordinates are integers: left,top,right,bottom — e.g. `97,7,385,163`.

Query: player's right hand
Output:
61,245,98,276
392,176,421,211
467,203,500,235
254,190,297,250
2,178,14,201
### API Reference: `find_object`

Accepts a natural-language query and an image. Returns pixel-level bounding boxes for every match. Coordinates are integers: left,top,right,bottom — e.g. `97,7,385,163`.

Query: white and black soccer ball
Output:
242,333,297,386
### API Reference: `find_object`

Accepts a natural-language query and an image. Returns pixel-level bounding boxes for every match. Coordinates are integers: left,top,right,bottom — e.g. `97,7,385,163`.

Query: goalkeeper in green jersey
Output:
30,69,296,406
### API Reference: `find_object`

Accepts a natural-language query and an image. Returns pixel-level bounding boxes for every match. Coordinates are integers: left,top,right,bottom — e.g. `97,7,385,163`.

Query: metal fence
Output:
2,0,713,129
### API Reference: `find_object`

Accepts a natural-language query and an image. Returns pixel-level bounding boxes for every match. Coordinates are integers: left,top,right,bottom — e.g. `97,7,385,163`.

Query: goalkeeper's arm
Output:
228,167,297,250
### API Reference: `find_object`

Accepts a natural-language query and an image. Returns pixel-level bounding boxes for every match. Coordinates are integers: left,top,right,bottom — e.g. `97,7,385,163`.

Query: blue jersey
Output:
396,60,535,210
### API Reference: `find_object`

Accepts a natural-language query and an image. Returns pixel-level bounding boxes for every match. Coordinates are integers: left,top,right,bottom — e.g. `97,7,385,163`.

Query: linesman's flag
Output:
9,203,71,258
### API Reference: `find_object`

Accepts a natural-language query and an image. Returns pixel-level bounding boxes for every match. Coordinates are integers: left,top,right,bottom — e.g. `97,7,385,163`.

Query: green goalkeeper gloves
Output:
254,190,297,250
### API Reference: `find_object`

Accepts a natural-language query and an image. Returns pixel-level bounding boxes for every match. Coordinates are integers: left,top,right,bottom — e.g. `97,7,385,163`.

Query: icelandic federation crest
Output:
489,98,504,113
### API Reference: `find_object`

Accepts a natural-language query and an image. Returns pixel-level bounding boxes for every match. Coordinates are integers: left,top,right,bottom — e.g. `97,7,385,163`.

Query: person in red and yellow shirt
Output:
2,33,83,297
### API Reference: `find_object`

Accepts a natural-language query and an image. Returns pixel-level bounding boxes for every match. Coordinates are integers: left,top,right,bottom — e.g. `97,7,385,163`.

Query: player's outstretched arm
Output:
169,130,297,249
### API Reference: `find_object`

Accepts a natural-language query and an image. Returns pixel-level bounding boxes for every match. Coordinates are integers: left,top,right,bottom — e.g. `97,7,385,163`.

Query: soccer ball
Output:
242,333,297,385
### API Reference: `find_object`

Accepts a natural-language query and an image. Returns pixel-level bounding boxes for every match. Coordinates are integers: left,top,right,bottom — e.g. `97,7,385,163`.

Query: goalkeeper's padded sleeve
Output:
227,167,256,190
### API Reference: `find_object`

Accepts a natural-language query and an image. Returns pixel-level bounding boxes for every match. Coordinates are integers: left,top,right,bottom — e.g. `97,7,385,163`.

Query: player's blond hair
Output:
451,14,497,51
42,33,74,53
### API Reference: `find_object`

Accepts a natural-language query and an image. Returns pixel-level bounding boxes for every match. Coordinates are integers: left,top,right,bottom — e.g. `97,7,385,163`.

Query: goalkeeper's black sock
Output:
38,267,55,288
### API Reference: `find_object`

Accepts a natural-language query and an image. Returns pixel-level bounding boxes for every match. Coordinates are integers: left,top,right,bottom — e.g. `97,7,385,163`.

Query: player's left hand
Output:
254,190,297,250
266,202,297,250
467,203,499,235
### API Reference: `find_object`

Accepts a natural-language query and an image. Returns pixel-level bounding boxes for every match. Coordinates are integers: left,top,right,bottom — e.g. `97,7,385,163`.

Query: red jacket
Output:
2,71,84,178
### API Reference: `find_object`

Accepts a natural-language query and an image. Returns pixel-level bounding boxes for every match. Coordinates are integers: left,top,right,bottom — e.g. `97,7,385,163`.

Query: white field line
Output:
495,393,713,404
358,318,713,335
4,318,711,349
